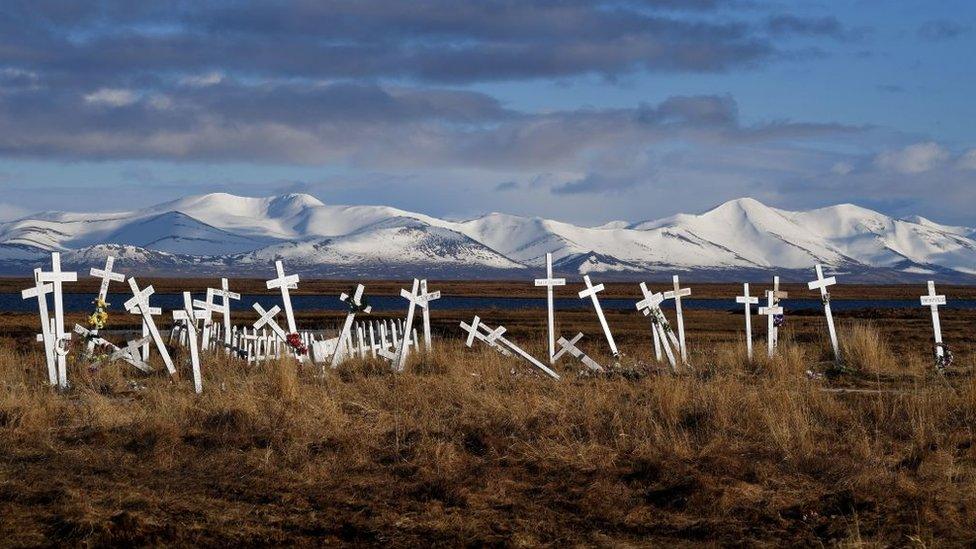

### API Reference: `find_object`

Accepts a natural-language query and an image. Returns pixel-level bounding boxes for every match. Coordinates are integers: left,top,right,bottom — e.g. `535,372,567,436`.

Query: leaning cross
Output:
807,264,841,362
124,278,176,375
212,278,240,350
22,269,57,386
735,283,759,361
758,291,784,358
636,282,678,373
87,256,126,353
252,303,289,343
920,280,947,366
266,260,299,334
534,252,566,364
38,252,77,389
173,292,204,394
460,316,511,356
478,319,560,380
393,279,423,372
663,275,691,363
578,275,618,357
553,332,604,372
330,284,372,369
418,279,441,351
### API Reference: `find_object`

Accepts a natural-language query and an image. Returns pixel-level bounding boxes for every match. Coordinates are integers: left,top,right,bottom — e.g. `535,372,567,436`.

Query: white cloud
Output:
874,141,949,174
180,71,224,87
957,148,976,170
830,161,854,175
84,88,138,107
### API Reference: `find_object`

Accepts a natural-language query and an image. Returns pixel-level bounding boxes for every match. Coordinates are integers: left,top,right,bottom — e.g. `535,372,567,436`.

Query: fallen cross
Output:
461,316,560,380
553,332,604,372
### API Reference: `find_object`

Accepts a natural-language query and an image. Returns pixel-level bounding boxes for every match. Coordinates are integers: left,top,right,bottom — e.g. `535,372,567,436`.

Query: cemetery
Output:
2,252,976,545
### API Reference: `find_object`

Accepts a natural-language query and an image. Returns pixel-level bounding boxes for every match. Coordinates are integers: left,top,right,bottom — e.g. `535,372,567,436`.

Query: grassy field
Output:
2,299,976,545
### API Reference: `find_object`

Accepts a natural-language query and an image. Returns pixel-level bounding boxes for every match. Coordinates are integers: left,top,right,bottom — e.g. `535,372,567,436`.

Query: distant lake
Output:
7,293,976,313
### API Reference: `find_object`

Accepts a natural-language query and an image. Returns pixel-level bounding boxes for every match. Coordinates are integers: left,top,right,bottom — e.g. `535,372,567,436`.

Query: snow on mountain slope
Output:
99,211,266,255
232,217,524,271
0,192,973,280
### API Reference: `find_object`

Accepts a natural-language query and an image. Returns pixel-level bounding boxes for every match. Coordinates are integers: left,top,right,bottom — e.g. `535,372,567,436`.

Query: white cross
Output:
138,304,162,361
735,283,759,361
266,260,300,334
252,302,289,343
476,319,560,380
807,264,841,362
173,291,204,393
393,279,424,372
534,252,566,364
636,282,678,372
553,332,603,372
331,284,372,369
22,268,57,385
758,290,783,358
115,336,154,373
418,279,441,351
89,256,125,304
213,278,240,351
663,275,691,363
38,252,77,389
578,275,618,357
78,325,152,373
124,278,176,375
770,276,788,352
460,316,512,356
192,288,218,351
920,280,947,362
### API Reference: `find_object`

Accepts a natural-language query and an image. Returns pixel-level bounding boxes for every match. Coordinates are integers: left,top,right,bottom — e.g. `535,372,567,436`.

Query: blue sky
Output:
0,1,973,225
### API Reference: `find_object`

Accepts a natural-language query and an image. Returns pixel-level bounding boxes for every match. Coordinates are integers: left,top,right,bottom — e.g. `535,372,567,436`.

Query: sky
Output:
0,0,973,226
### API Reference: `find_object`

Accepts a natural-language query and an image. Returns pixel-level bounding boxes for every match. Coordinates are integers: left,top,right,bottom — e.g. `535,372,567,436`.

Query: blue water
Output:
9,293,976,313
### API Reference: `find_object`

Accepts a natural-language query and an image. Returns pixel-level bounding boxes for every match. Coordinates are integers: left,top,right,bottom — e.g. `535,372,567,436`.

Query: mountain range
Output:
1,193,974,282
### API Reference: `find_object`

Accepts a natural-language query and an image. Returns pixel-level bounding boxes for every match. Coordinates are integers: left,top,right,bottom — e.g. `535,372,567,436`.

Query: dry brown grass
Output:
1,323,975,546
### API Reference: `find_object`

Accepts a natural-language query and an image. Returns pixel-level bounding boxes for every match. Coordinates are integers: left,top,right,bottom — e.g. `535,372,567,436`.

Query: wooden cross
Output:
735,283,759,361
393,279,423,372
213,278,240,351
252,302,289,342
192,288,218,351
460,316,512,357
124,278,176,375
553,332,603,372
920,281,947,364
477,319,560,380
266,260,299,334
138,304,162,361
636,282,678,372
578,275,618,357
76,325,152,373
663,275,691,363
758,291,784,358
172,292,204,393
807,264,841,362
770,276,788,351
418,279,441,351
90,256,125,304
331,284,372,369
38,252,77,389
534,252,566,364
22,268,56,385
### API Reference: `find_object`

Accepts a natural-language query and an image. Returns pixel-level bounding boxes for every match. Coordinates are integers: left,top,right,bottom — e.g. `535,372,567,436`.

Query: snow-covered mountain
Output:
1,193,974,281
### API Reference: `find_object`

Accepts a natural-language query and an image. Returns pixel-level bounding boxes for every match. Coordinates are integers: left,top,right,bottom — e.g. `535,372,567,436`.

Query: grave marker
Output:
418,279,441,351
330,284,372,369
663,275,691,363
534,253,566,363
920,281,948,370
553,332,603,372
124,278,176,375
22,269,56,385
808,264,841,362
173,292,204,393
758,291,784,358
578,275,618,357
87,256,126,353
735,283,759,360
393,279,423,372
38,252,77,389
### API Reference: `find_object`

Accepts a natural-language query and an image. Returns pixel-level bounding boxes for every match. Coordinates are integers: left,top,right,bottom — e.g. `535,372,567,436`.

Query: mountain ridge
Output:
1,193,974,282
